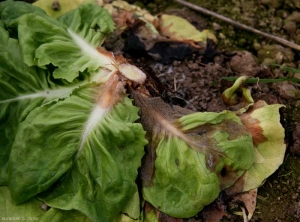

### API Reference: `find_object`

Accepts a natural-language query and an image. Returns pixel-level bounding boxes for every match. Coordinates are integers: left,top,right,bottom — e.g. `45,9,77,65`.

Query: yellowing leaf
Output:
227,100,285,195
158,14,217,47
222,77,286,194
238,101,285,191
33,0,94,18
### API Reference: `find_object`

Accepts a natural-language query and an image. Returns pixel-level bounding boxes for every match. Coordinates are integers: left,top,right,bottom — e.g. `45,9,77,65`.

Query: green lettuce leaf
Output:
0,2,147,221
40,190,141,222
58,2,114,47
112,191,141,222
0,186,93,222
0,186,46,220
0,1,117,185
8,74,147,221
143,134,220,218
40,208,92,222
0,19,80,185
134,93,254,218
0,1,114,82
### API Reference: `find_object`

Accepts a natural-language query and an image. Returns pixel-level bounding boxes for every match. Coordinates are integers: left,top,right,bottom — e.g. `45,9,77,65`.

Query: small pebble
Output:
292,193,299,200
282,187,288,193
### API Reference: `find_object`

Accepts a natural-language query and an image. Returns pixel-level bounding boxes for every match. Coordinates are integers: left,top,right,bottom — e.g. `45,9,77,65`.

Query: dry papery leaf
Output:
102,0,217,63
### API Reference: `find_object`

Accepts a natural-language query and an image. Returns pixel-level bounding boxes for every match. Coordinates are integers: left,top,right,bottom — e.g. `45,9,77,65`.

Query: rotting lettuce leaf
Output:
0,1,115,82
133,93,255,218
227,101,285,194
239,102,285,191
222,77,286,196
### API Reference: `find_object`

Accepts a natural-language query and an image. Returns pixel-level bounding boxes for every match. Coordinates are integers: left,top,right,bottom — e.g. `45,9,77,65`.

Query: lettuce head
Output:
0,1,147,221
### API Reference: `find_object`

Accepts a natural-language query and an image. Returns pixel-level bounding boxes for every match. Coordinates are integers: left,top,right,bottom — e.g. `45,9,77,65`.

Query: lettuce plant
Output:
0,2,285,222
135,93,255,217
0,2,147,221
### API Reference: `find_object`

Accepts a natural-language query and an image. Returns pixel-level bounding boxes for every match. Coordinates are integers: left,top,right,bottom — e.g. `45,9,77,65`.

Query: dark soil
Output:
107,0,300,221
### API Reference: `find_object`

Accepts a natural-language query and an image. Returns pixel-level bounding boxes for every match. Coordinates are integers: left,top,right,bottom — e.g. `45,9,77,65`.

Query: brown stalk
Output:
173,0,300,51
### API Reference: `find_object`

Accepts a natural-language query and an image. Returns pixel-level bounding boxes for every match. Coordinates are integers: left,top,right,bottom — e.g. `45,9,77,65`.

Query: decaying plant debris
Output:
0,1,298,222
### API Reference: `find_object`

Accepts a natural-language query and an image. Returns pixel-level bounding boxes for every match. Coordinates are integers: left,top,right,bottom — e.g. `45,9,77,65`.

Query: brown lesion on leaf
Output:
183,124,221,161
133,90,223,158
200,197,227,222
182,119,251,173
222,120,250,141
96,47,115,59
240,115,267,147
112,10,135,34
133,89,195,186
133,86,255,190
97,47,128,65
239,101,268,147
182,119,250,142
96,47,129,67
225,172,246,196
133,88,238,185
140,135,157,188
132,88,192,134
96,74,126,109
217,165,242,191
